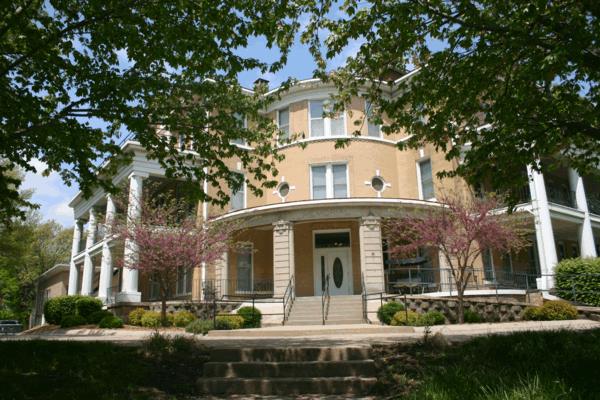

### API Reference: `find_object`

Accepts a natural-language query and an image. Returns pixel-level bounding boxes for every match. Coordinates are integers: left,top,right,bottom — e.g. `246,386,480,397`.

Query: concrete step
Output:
208,347,372,362
203,360,375,378
286,319,365,326
197,376,377,396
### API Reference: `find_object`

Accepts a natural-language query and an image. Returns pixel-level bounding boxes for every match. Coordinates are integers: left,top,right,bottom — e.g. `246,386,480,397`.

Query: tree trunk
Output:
160,285,168,327
457,287,465,324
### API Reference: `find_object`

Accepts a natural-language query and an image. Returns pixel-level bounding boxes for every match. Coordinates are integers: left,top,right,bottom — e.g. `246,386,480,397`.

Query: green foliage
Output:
463,309,483,323
171,310,196,327
419,311,446,326
140,311,162,328
98,316,123,329
0,309,16,320
185,319,214,335
215,315,244,330
74,297,103,320
237,306,262,328
377,301,405,325
44,295,78,325
390,310,420,326
555,257,600,306
87,310,113,325
59,314,87,328
128,308,147,326
522,306,545,321
522,301,578,321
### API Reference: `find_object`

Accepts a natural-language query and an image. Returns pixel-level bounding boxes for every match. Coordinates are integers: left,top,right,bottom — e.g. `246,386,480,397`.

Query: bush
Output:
140,311,162,328
523,306,545,321
60,314,87,328
44,295,79,325
215,315,244,330
185,319,214,335
555,258,600,306
391,310,421,326
419,311,446,326
237,306,261,328
377,301,405,325
75,297,103,320
87,310,113,324
128,308,147,326
99,316,124,329
0,309,16,320
172,310,197,328
463,309,482,323
540,300,578,320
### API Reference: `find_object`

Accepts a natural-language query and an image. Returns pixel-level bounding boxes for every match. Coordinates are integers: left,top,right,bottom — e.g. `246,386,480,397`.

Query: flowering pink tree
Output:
384,194,529,323
114,193,238,325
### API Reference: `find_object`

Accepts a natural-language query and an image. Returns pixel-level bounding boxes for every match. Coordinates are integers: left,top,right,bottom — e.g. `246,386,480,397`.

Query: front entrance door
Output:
314,248,352,295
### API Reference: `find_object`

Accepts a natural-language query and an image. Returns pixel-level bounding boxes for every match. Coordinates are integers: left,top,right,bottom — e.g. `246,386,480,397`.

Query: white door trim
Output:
312,229,353,295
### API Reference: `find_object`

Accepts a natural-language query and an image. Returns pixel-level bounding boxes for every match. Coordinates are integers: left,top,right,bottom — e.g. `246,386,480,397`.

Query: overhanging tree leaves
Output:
304,1,600,192
1,0,302,224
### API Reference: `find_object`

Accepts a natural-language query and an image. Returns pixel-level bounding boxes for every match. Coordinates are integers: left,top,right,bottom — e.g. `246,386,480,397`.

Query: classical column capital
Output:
273,220,293,233
359,214,381,230
128,171,149,181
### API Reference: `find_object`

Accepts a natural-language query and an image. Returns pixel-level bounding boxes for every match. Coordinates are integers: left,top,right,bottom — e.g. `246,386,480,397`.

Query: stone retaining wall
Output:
146,301,240,319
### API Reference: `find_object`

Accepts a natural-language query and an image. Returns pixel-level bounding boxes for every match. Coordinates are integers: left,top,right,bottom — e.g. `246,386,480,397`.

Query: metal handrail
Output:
321,274,330,325
282,275,295,325
361,273,369,323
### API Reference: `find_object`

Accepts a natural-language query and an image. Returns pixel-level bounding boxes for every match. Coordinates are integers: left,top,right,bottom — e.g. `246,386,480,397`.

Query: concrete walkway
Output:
5,319,600,346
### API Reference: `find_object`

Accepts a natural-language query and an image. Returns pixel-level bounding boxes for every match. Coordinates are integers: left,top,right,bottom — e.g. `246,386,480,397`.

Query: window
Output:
176,267,192,295
311,163,348,199
230,172,245,211
365,101,381,137
230,113,247,145
278,107,290,140
482,249,495,281
418,159,435,200
149,275,160,300
277,182,290,198
309,100,346,137
236,246,252,292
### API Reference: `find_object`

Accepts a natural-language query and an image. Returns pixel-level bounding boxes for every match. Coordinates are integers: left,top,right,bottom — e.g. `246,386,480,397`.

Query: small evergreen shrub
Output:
99,315,124,329
87,310,113,324
75,296,103,320
419,311,446,326
172,310,197,327
540,300,578,320
0,309,16,320
555,258,600,306
463,309,482,323
128,308,147,326
60,314,87,328
390,310,420,326
140,311,162,328
215,315,244,330
523,306,545,321
44,295,79,325
185,319,214,335
237,306,262,328
377,301,405,325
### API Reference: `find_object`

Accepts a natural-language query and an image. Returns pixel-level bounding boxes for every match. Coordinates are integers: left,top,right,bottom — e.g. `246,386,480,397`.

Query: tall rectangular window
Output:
310,101,325,137
327,102,345,137
418,159,435,199
311,163,348,199
176,267,192,295
278,107,290,140
482,249,495,281
231,112,247,145
236,247,252,292
230,172,245,210
365,101,381,137
309,100,346,137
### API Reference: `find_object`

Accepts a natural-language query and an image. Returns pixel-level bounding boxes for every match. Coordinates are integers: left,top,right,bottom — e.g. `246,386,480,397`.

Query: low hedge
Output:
75,297,103,320
523,300,578,321
463,309,483,323
185,319,214,335
391,310,420,326
128,308,147,325
60,314,87,328
87,310,113,325
237,306,261,328
172,310,196,327
140,311,162,328
377,301,405,325
555,257,600,306
420,310,446,326
215,315,244,330
44,295,102,325
99,316,124,329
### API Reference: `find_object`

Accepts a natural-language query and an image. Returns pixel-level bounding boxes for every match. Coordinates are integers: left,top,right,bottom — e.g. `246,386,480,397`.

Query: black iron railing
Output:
202,279,274,300
282,275,295,325
546,186,576,208
321,274,330,325
587,194,600,215
361,273,369,323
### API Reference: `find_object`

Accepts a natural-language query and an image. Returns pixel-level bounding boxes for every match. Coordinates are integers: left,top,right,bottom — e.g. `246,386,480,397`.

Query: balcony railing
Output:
587,194,600,215
546,186,576,208
202,279,274,300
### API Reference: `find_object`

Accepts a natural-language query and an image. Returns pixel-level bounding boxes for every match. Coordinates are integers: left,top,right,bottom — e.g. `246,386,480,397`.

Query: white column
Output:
81,209,97,296
438,249,453,293
68,220,84,295
273,220,294,297
117,172,148,303
569,168,597,258
359,216,385,293
215,252,229,297
98,195,116,302
528,165,558,290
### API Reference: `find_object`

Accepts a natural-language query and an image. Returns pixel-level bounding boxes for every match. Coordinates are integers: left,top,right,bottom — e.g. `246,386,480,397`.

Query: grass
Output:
373,329,600,399
0,334,209,400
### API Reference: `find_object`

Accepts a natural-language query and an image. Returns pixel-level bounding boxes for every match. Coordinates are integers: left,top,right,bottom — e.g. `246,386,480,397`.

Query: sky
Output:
21,12,363,228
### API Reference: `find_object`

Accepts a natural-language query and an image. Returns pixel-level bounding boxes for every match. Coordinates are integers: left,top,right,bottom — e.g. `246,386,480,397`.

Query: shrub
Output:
215,315,244,330
237,306,261,328
75,297,103,320
419,311,446,326
463,309,482,323
522,306,545,321
44,295,79,325
87,310,113,324
185,319,214,335
377,301,405,325
60,314,87,328
0,309,16,320
555,258,600,306
391,310,420,326
541,300,578,320
140,311,162,328
128,308,147,326
172,310,197,328
99,315,124,329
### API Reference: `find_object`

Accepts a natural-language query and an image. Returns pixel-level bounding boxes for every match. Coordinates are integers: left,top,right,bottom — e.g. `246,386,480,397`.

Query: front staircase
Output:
198,346,377,396
286,295,365,325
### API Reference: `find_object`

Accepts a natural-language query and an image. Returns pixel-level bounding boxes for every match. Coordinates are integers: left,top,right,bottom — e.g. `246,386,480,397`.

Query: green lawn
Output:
373,329,600,399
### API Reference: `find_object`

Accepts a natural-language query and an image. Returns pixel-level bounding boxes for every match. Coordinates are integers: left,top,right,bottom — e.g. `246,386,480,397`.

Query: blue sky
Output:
22,16,362,228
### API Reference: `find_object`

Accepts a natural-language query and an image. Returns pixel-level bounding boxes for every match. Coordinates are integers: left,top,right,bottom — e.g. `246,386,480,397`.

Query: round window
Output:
371,176,385,192
278,182,290,198
333,257,344,288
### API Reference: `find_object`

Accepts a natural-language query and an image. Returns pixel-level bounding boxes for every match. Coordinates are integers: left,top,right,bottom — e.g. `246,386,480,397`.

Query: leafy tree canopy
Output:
1,0,303,224
304,0,600,193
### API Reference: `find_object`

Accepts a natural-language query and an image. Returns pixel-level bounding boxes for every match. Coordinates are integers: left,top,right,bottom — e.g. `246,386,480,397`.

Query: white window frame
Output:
416,158,435,201
308,100,347,138
230,172,247,211
176,267,192,296
365,100,382,138
236,244,253,293
277,107,290,141
309,162,349,200
482,248,496,282
230,113,248,146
